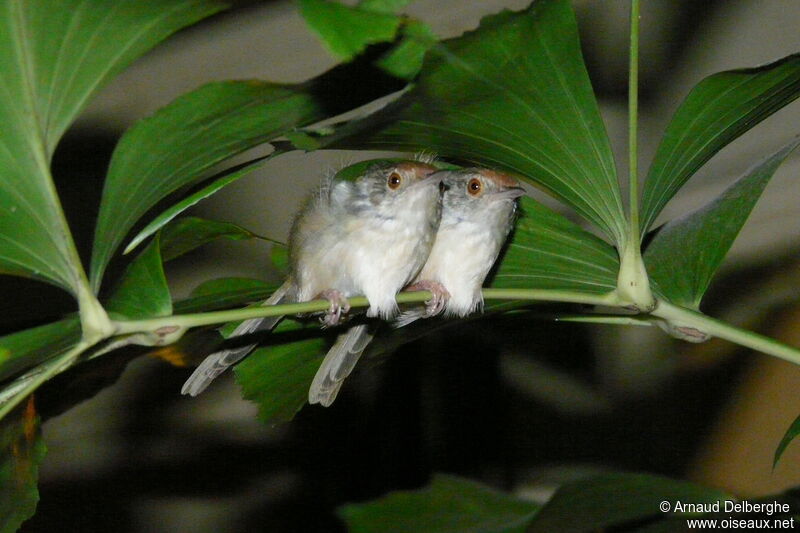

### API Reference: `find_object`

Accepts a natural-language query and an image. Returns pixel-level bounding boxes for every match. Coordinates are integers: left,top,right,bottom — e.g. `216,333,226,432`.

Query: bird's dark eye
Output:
387,172,402,190
467,177,482,196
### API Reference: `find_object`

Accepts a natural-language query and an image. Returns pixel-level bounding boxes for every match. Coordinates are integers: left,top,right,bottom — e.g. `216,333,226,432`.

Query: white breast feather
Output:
418,220,501,317
291,178,439,318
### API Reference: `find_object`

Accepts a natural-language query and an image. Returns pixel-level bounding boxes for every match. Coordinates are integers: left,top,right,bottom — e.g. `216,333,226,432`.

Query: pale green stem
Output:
615,0,655,311
76,282,114,342
481,288,620,307
554,314,654,326
4,291,800,425
653,300,800,365
628,0,641,239
114,288,622,335
502,309,655,326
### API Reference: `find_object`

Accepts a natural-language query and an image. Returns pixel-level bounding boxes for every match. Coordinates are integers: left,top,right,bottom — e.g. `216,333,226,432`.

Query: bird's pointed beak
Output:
409,167,448,191
426,169,451,186
398,163,443,190
490,186,526,201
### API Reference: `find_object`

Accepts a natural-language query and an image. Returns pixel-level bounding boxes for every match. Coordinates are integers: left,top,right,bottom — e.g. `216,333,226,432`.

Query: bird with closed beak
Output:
181,158,443,397
398,167,525,324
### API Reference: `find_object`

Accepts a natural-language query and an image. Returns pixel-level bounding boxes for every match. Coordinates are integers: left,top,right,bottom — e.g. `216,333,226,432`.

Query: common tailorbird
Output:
182,158,443,397
398,168,524,324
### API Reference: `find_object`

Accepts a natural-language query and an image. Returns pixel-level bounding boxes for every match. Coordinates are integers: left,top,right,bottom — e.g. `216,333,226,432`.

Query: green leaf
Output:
0,0,225,294
0,344,86,424
174,278,275,314
0,398,45,533
233,318,326,424
299,0,402,61
357,0,414,14
774,413,800,468
644,139,800,309
90,80,325,289
191,277,272,298
123,155,275,256
0,318,81,383
492,197,619,294
376,19,437,80
270,245,290,276
92,49,410,290
339,473,539,533
158,217,262,262
307,0,626,245
641,54,800,233
10,0,227,155
527,472,731,533
105,238,171,320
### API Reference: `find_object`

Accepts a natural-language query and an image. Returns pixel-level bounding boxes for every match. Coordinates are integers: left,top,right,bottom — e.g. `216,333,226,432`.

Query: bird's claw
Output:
406,280,450,318
317,289,350,327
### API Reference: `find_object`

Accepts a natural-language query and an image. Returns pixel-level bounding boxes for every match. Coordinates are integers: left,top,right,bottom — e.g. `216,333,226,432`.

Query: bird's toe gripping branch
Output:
406,280,451,317
317,289,351,327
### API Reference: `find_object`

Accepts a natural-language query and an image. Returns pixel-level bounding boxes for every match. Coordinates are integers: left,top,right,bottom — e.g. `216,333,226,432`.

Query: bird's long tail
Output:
308,323,374,407
181,280,292,396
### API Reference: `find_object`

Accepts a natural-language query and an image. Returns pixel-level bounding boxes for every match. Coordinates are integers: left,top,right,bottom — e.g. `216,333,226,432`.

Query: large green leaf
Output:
339,473,539,533
299,0,434,81
173,277,275,314
92,53,409,290
90,81,321,290
122,155,275,257
644,139,799,309
301,0,626,245
0,398,45,533
0,0,224,294
190,277,273,299
233,318,326,424
492,197,619,294
375,19,438,80
641,54,800,233
105,238,171,320
0,318,81,383
300,0,402,61
158,216,265,262
526,472,731,533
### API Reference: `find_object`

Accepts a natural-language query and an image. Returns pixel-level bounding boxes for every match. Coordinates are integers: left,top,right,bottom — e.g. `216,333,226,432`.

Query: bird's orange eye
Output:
387,172,402,190
467,178,482,196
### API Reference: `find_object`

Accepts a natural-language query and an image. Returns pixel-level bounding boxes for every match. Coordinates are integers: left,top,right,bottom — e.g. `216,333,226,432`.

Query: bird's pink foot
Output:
316,289,350,327
405,280,450,317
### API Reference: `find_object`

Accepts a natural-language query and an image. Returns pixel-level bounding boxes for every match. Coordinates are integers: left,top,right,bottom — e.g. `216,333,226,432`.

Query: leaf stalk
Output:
615,0,655,312
652,300,800,365
628,0,641,237
76,282,115,343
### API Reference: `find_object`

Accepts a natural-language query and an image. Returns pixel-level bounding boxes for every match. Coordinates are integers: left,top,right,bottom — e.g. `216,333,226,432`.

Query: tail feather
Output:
308,323,374,407
393,308,427,328
181,280,292,396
